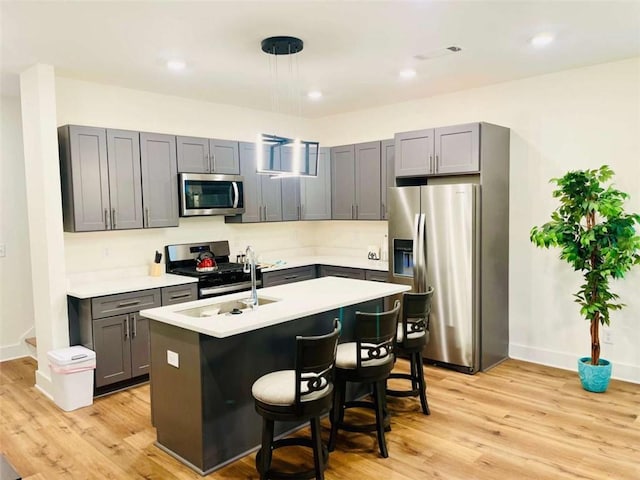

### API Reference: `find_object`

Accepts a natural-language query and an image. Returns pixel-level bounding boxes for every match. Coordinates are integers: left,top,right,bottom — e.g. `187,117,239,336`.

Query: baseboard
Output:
35,369,53,400
509,343,639,384
0,342,29,362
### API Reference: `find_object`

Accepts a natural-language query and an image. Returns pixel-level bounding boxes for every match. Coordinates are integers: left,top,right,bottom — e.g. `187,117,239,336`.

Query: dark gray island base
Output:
149,299,381,475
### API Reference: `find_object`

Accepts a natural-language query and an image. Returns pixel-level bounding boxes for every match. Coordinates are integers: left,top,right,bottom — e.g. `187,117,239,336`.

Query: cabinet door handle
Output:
284,275,299,280
111,208,116,229
104,209,109,229
131,313,137,338
351,205,354,219
355,205,358,219
435,154,439,173
264,205,268,221
205,153,210,171
170,293,192,300
211,152,216,171
381,203,385,219
118,300,141,307
429,155,433,174
144,207,149,226
124,316,129,340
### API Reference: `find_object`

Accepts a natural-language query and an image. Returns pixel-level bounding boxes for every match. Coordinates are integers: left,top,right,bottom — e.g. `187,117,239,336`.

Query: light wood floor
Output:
1,357,638,479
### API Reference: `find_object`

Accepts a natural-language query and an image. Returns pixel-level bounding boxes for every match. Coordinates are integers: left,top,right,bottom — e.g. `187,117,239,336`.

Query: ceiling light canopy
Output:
531,33,554,47
308,90,322,100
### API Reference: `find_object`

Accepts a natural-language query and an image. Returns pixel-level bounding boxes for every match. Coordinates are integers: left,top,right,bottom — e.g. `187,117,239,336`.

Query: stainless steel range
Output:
165,241,262,299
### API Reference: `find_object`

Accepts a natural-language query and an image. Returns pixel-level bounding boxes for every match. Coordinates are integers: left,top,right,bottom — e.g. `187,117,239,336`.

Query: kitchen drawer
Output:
91,289,161,319
263,265,317,287
161,284,198,305
318,265,366,280
365,269,389,283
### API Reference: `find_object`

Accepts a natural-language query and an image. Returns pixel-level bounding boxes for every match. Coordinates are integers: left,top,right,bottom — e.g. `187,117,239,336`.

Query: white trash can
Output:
47,345,96,411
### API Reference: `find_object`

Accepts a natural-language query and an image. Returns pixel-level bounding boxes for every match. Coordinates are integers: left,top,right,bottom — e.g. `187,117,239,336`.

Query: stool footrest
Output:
336,400,391,433
387,372,421,397
256,438,329,480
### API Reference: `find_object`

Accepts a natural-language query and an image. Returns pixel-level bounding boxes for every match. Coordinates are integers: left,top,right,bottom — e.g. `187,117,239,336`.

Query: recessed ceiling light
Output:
530,33,554,48
167,60,186,71
399,69,416,79
307,90,322,100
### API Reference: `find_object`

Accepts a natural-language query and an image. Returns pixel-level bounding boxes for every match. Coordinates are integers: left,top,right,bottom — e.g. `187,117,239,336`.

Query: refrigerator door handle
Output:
412,213,421,290
418,213,427,291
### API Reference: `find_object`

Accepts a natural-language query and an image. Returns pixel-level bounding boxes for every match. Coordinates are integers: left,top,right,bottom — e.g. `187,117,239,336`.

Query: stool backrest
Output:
353,301,401,373
294,320,340,406
399,287,434,349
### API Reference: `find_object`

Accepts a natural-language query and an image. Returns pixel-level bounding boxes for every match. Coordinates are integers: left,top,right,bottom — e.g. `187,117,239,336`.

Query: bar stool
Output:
386,288,434,415
252,321,340,480
328,301,400,458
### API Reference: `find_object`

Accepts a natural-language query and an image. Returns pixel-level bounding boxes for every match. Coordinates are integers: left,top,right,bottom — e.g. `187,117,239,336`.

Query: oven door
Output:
197,269,263,299
180,173,245,216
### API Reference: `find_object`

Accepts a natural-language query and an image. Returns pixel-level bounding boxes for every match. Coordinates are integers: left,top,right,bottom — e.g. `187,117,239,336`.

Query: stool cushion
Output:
335,342,393,369
396,324,427,343
252,370,330,406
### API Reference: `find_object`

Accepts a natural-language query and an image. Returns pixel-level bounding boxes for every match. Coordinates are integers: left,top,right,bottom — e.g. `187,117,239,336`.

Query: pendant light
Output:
257,36,319,178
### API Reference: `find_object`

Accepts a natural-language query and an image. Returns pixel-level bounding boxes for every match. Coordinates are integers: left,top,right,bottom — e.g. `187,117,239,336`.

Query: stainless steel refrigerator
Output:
388,183,508,374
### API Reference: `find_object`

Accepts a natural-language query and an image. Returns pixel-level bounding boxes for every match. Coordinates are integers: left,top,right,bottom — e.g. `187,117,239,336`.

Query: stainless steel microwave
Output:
179,173,245,217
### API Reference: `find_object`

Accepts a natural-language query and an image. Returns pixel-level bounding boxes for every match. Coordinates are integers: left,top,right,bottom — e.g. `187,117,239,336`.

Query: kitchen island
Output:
140,276,409,475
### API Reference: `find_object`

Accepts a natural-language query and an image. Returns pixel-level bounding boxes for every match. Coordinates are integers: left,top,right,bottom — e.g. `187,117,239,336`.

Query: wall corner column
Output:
20,64,68,396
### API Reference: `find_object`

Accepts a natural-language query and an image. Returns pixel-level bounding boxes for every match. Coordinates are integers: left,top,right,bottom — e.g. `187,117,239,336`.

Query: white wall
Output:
4,58,639,382
311,57,640,382
0,94,34,360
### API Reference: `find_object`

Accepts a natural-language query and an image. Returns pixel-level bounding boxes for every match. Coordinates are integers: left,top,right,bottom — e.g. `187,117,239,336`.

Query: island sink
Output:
178,296,280,317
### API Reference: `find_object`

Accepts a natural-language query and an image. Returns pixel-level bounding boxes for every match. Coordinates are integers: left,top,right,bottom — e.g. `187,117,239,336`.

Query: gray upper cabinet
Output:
331,142,381,220
59,125,142,232
394,128,435,177
355,141,381,220
300,147,331,220
210,139,240,174
176,136,240,174
381,139,395,220
281,177,301,221
106,129,143,230
227,142,282,223
434,123,480,174
176,136,209,173
331,145,356,219
394,122,481,177
140,132,179,228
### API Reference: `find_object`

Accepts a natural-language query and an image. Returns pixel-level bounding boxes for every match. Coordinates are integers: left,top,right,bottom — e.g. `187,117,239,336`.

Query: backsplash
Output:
63,217,388,274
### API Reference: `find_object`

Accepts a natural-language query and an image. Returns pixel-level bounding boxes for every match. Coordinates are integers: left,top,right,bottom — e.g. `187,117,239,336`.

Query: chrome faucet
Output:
243,245,258,308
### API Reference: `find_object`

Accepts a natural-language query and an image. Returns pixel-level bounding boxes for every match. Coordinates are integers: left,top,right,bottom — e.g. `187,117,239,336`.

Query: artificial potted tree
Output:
530,165,640,392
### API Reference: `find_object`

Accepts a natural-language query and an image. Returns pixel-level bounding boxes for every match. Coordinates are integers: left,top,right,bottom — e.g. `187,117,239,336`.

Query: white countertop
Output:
67,273,198,299
66,255,387,299
140,276,409,338
261,255,388,272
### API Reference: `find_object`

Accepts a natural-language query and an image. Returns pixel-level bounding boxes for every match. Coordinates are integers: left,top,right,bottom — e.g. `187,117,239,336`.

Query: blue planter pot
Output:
577,357,612,393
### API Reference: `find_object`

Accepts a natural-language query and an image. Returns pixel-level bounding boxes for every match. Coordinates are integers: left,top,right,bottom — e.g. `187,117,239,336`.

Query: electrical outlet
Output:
602,330,613,345
167,350,180,368
0,243,5,258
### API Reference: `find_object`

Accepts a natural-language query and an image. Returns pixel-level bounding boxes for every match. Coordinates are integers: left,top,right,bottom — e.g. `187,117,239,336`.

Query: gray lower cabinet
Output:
59,126,143,232
140,133,179,228
262,265,317,287
300,147,331,220
381,139,395,220
68,284,197,391
176,136,240,175
331,142,382,220
365,269,389,282
394,122,480,177
226,142,282,223
161,283,198,305
319,265,366,280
